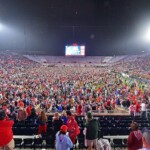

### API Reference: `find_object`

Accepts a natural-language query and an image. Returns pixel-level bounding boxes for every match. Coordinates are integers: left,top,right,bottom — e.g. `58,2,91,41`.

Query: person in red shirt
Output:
127,122,142,150
26,104,32,117
76,102,82,115
135,101,141,116
0,110,14,150
66,111,80,145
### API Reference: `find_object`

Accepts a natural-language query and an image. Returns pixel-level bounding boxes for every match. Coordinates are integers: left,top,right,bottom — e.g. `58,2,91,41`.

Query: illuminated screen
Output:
65,46,85,56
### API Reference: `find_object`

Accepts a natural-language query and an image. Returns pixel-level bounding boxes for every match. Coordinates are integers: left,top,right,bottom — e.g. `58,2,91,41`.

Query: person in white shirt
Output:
138,130,150,150
141,101,146,117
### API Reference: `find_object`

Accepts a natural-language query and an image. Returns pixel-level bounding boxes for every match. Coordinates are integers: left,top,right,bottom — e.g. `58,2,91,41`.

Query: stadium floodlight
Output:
145,27,150,41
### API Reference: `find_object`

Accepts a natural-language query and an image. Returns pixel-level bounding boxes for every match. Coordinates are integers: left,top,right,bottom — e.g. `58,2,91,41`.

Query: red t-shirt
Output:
77,105,82,115
26,105,32,116
136,103,141,113
127,130,142,150
0,119,14,147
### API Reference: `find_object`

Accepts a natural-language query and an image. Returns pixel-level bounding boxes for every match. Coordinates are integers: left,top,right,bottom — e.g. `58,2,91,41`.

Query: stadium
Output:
0,0,150,150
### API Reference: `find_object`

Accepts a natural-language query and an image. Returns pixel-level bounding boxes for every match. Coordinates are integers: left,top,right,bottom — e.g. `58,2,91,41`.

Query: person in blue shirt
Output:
61,111,68,125
57,104,63,112
56,125,73,150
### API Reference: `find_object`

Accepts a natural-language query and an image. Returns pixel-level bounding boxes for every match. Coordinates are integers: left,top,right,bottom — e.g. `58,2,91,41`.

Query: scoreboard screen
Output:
65,45,85,56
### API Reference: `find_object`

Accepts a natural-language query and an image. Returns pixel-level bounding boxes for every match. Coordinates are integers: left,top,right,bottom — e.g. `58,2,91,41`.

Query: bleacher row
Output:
13,115,150,149
24,55,138,64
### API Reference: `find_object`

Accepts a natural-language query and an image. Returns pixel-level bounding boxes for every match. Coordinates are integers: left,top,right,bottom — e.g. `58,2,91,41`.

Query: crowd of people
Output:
0,53,149,117
0,52,150,150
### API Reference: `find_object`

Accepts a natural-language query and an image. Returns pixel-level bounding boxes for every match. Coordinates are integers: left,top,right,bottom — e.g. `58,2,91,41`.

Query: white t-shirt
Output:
141,103,146,111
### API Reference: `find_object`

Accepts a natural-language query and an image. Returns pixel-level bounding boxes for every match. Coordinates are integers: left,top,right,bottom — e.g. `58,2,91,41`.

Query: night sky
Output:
0,0,150,55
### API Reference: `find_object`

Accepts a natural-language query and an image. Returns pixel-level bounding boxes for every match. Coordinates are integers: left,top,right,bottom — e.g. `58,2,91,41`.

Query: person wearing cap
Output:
0,110,14,150
55,125,73,150
138,130,150,150
127,122,143,150
85,111,99,150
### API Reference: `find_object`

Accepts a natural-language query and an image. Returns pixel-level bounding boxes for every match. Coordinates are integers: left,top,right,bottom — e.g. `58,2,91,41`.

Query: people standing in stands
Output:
84,102,91,114
0,110,14,150
57,103,63,112
8,104,16,120
17,105,27,123
52,112,63,140
26,104,32,117
127,122,142,150
116,97,121,106
37,110,47,135
135,101,141,116
126,99,131,108
55,125,73,150
61,111,68,125
146,102,150,118
2,104,10,116
84,112,99,150
29,107,38,124
91,101,97,112
138,130,150,150
76,102,82,115
66,110,80,146
104,99,112,113
98,103,104,113
129,103,135,116
141,101,146,117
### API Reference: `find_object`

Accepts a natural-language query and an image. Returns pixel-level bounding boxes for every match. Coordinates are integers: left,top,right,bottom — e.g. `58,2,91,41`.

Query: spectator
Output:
84,112,99,150
37,110,47,135
66,110,80,145
141,101,146,117
139,130,150,149
61,111,68,125
52,112,63,138
76,102,82,115
146,102,150,118
127,122,142,150
0,110,14,150
129,103,136,116
135,101,141,116
55,125,73,150
17,106,27,123
26,104,32,117
57,104,63,112
29,107,37,124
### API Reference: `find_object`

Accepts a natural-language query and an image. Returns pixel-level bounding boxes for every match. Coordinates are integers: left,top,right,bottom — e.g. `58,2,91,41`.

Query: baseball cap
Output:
60,125,68,133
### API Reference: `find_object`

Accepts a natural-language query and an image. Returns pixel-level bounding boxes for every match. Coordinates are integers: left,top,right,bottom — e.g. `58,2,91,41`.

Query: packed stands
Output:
0,51,150,149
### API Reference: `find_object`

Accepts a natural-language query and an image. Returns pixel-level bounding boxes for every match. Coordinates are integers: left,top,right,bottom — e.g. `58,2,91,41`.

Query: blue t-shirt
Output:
61,116,68,125
56,132,73,150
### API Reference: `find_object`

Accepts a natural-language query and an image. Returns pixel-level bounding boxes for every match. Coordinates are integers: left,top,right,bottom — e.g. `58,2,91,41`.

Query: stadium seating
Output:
12,115,150,149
